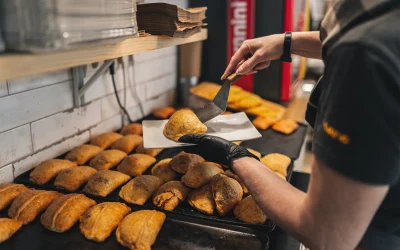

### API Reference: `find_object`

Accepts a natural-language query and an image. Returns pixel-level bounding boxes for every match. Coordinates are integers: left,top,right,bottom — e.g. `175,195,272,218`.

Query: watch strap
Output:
280,32,292,63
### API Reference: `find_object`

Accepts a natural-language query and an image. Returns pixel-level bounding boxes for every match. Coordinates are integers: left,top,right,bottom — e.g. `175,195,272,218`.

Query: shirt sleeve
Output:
313,43,400,185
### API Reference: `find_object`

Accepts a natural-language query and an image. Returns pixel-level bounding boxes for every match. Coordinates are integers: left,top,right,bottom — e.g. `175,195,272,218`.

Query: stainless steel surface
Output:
179,76,199,107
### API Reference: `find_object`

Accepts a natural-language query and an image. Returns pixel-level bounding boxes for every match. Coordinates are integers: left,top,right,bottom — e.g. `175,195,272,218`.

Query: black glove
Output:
179,134,259,167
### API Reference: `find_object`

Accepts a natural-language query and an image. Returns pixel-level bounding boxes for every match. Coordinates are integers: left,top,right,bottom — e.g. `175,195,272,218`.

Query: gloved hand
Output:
179,134,259,167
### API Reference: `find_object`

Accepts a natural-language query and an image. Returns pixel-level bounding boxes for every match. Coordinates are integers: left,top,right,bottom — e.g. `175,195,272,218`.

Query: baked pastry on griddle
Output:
211,174,243,216
119,175,163,205
41,193,96,233
65,144,103,165
121,123,143,136
272,120,299,135
80,202,131,242
163,109,207,141
181,162,224,188
116,210,166,250
187,184,215,215
153,181,191,211
83,170,130,197
0,218,23,243
169,151,204,174
0,184,28,211
8,190,62,224
224,170,249,195
135,142,163,157
111,135,143,154
117,154,156,177
260,153,291,178
90,132,123,149
54,166,97,192
252,116,276,130
234,195,267,224
152,106,176,119
29,159,77,185
246,148,261,160
89,149,127,171
151,158,178,183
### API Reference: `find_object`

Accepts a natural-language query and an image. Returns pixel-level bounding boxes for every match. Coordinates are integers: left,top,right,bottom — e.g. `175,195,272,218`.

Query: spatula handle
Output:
226,73,242,83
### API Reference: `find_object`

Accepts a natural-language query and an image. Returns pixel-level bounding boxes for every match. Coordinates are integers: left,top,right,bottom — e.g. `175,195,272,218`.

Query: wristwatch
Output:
280,32,292,63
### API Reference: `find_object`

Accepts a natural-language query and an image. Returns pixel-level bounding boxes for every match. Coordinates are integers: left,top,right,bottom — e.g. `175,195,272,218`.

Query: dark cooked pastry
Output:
153,181,191,211
169,151,205,174
119,175,163,205
260,153,291,177
135,142,163,157
41,194,96,233
117,154,156,177
8,190,62,224
90,132,123,149
65,144,103,165
151,158,178,183
0,184,28,211
54,166,97,192
152,106,176,119
163,109,207,141
111,135,143,154
224,170,249,195
116,210,166,250
0,218,23,243
29,159,77,185
80,202,131,242
234,195,267,224
121,123,143,135
89,149,127,171
211,174,243,216
187,184,215,215
83,170,131,197
181,162,224,188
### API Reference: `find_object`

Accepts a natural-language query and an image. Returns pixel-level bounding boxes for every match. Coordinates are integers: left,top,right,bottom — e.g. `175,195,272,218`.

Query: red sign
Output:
227,0,255,92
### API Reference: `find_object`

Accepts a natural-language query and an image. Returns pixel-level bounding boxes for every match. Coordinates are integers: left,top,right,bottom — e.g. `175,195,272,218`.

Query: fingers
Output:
236,52,265,75
221,43,251,80
254,61,271,71
178,134,203,144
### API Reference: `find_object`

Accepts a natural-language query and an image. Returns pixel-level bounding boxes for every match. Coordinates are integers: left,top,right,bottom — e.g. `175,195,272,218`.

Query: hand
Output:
221,34,285,79
179,134,259,167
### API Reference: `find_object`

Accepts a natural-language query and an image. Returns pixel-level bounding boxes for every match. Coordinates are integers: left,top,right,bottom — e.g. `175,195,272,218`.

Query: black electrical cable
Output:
109,62,133,123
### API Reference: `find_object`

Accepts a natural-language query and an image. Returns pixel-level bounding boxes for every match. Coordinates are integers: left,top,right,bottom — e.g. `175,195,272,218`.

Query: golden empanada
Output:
275,172,287,180
224,170,249,195
29,159,78,185
227,92,243,103
0,184,28,211
233,95,262,109
260,153,291,177
246,106,281,118
152,106,176,119
182,162,224,188
83,170,131,197
91,132,123,149
111,135,143,154
247,148,261,159
54,166,97,192
163,109,207,141
187,184,215,215
65,144,103,165
169,151,205,174
41,193,96,233
90,149,127,171
211,174,243,216
153,181,191,211
116,210,166,250
121,123,143,136
117,154,156,177
80,202,131,242
119,175,163,205
272,120,299,135
252,116,276,130
151,158,178,183
8,190,62,224
230,85,243,94
234,195,267,224
223,111,232,115
135,142,163,157
0,218,23,243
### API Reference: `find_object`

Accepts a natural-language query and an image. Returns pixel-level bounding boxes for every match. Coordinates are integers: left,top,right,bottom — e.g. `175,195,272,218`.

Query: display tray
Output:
0,211,269,250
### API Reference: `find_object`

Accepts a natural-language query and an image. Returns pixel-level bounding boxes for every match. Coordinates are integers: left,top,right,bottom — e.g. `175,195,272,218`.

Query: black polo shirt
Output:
306,5,400,249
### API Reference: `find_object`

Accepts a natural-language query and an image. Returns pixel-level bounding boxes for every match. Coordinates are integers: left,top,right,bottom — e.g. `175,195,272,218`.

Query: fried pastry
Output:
233,141,242,145
121,123,143,135
246,106,281,118
117,154,156,177
41,194,96,233
234,195,267,224
89,149,127,171
29,159,78,185
0,184,28,211
8,190,62,224
169,151,205,174
54,166,97,192
163,109,207,141
247,148,261,159
65,144,103,165
119,175,163,205
151,158,178,183
223,111,232,115
224,170,249,195
233,95,262,109
227,92,243,103
111,135,143,154
0,218,23,243
135,142,163,157
211,174,243,216
152,106,176,119
252,116,276,130
80,202,131,242
260,153,291,177
83,170,131,197
275,172,287,180
153,181,191,211
187,184,215,215
181,162,224,188
91,132,123,149
230,85,243,94
116,210,166,250
272,120,299,135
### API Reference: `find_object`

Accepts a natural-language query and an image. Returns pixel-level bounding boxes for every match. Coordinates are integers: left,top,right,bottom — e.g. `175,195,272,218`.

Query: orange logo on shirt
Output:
323,122,350,144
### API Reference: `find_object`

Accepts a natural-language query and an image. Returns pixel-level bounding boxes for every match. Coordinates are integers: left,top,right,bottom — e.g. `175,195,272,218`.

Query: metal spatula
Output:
194,73,242,123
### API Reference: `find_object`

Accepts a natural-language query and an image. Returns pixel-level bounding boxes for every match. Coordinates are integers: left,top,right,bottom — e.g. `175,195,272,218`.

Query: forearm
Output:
291,31,322,59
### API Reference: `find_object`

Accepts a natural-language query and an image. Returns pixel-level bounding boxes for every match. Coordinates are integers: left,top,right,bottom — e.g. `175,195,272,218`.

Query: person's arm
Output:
291,31,322,59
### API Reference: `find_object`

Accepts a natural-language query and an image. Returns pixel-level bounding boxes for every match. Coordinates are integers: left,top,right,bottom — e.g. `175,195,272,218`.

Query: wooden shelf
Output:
0,29,207,81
